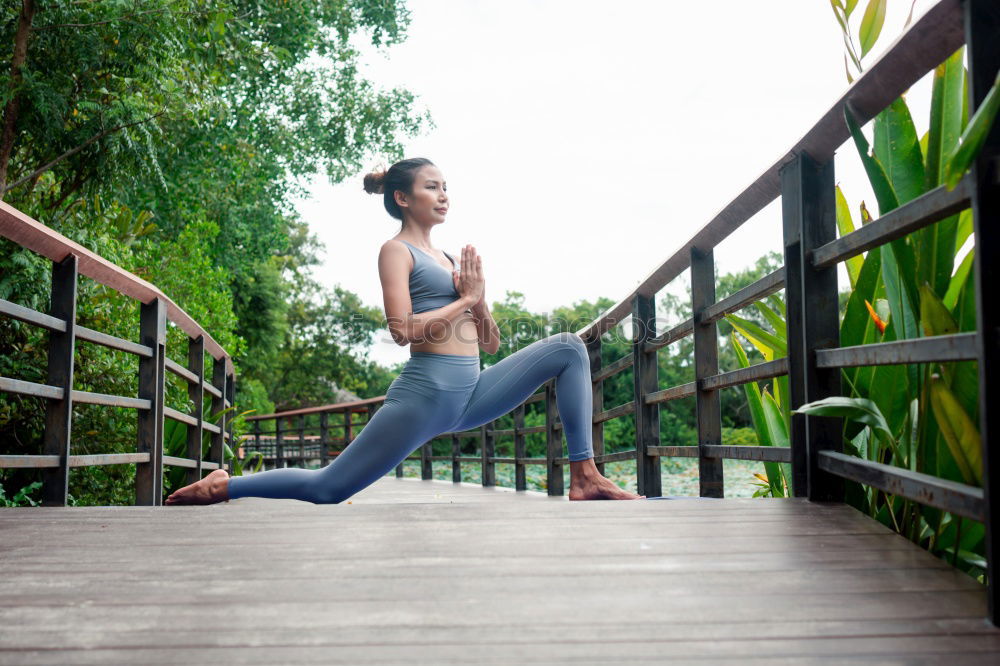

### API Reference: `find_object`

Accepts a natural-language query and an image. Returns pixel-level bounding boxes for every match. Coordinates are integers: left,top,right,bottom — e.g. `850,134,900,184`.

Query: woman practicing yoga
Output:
166,157,643,504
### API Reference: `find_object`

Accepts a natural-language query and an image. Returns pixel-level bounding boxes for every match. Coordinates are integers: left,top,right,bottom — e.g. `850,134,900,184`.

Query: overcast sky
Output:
293,0,941,368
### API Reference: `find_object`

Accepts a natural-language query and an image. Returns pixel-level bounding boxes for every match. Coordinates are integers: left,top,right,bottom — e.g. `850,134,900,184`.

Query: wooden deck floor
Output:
2,477,999,664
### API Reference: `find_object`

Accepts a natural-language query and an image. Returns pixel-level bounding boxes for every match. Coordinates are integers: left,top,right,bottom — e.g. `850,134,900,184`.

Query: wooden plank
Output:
76,324,152,358
0,297,66,331
642,317,693,354
0,479,996,662
71,390,150,410
816,333,979,368
700,358,788,392
699,268,785,324
819,451,984,521
811,176,973,268
703,445,792,463
0,376,63,400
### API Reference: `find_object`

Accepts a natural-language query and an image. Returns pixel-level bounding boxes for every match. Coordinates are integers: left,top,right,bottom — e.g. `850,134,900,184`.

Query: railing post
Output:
136,297,166,506
185,335,205,486
41,254,77,507
481,420,495,487
319,411,329,468
452,433,462,483
782,151,842,502
691,248,723,498
252,419,261,467
420,438,432,480
781,158,809,498
345,408,354,448
297,414,306,466
275,416,284,469
965,0,1000,626
209,358,227,471
224,370,235,471
513,403,526,490
631,294,662,497
586,334,605,477
545,380,563,496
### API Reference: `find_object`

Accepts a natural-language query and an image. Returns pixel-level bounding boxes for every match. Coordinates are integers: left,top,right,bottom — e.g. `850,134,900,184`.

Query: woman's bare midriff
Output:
409,309,480,357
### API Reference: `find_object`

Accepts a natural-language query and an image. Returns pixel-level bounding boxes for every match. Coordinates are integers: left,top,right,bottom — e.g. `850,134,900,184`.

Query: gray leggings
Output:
228,332,595,503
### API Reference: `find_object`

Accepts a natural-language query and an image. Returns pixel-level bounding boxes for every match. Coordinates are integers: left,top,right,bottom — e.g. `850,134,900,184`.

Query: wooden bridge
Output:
2,0,1000,661
3,477,1000,664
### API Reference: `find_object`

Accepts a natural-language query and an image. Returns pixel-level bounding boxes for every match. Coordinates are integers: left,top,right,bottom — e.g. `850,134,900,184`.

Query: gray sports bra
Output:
398,239,461,314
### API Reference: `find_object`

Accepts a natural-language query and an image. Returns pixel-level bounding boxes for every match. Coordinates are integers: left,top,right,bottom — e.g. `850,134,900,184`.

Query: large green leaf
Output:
840,246,883,404
793,395,899,460
881,239,920,343
835,185,864,289
730,333,785,497
754,301,787,345
920,58,964,297
859,0,886,58
845,104,900,215
725,313,787,359
874,98,926,205
762,388,791,496
954,209,974,252
929,375,982,486
947,255,981,426
925,48,966,189
919,284,958,338
944,248,974,311
944,67,1000,190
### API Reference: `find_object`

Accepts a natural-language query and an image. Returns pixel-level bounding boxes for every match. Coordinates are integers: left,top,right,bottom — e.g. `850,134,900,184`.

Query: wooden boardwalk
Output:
2,477,999,664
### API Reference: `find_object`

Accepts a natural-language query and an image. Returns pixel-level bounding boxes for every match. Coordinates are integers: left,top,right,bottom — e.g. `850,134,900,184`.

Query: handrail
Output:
0,202,233,375
574,0,964,342
0,202,236,505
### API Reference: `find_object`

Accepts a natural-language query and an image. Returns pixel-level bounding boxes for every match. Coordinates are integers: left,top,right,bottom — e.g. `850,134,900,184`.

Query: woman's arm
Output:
379,240,477,345
470,299,501,355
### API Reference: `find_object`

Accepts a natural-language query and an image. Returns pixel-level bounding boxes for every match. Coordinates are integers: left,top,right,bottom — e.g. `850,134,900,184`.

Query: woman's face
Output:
396,165,449,224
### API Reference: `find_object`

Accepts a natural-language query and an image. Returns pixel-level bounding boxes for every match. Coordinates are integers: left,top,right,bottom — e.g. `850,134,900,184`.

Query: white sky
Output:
293,0,942,368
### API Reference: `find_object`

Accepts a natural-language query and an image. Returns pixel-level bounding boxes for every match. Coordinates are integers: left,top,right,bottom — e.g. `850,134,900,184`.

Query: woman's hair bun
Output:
363,169,387,195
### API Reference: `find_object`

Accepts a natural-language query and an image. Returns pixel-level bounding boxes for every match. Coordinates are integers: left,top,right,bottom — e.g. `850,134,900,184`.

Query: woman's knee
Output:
308,481,352,505
551,331,587,350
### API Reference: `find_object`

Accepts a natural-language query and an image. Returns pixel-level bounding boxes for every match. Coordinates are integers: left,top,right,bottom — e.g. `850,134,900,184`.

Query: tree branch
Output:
0,0,37,199
0,111,165,197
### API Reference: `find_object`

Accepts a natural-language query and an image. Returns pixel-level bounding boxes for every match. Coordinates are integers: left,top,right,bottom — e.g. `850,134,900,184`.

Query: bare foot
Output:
569,475,645,500
568,458,645,500
165,469,230,505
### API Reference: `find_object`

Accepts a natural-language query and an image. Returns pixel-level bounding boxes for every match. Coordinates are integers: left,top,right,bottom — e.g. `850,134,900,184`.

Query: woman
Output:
166,157,643,504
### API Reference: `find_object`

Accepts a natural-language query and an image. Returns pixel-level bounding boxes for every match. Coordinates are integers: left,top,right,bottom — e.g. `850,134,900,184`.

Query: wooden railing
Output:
0,202,236,506
243,0,1000,624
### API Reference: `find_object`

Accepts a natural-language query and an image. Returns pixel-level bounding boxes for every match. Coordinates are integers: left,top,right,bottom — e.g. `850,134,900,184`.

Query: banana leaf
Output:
943,67,1000,190
928,375,982,486
729,333,786,497
725,313,786,360
835,185,864,289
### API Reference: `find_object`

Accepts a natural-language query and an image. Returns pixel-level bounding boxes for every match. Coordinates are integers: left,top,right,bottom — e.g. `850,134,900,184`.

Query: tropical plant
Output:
783,0,1000,577
725,294,792,498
